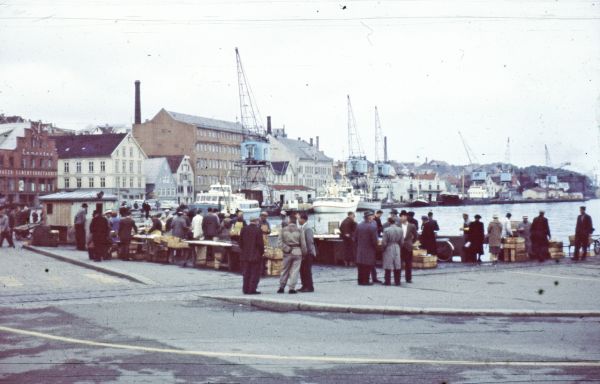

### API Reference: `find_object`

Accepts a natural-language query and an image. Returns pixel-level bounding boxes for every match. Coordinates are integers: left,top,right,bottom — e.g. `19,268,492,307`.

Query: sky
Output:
1,0,599,176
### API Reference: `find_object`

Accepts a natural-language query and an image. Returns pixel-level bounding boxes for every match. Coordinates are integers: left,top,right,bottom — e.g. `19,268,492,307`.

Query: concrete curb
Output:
23,245,149,285
201,294,600,318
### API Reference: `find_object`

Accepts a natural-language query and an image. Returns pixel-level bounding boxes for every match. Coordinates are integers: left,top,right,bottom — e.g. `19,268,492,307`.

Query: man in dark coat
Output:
399,211,418,283
142,201,151,219
421,211,439,255
574,206,594,260
74,203,88,251
407,211,419,230
373,210,384,236
339,211,357,266
118,210,138,261
89,210,110,262
354,211,379,285
202,208,221,240
466,214,485,263
239,217,264,294
531,210,551,262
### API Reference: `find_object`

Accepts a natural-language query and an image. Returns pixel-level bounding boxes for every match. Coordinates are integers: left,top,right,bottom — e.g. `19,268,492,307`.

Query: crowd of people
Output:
0,205,44,248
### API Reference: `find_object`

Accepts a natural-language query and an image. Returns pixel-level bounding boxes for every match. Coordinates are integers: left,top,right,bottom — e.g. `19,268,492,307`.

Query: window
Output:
76,178,82,188
88,161,94,173
129,178,133,188
64,178,70,188
76,162,81,173
100,161,106,172
116,177,120,187
121,177,126,188
115,159,119,173
9,157,14,167
88,177,94,188
22,158,27,169
137,178,141,188
122,160,126,174
137,161,141,173
122,147,126,157
100,177,106,188
30,181,35,191
64,162,69,173
129,160,133,173
47,203,53,214
129,147,133,157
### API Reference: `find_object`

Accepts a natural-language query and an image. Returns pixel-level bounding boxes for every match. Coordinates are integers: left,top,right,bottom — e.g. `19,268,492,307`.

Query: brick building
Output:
0,121,58,206
133,108,243,192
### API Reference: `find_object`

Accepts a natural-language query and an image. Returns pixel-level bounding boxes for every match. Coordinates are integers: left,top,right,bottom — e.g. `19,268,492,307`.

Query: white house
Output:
165,155,195,205
52,133,147,201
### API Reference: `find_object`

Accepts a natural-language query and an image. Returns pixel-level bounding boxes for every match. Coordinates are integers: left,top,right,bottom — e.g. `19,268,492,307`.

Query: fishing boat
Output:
195,183,261,220
407,198,430,208
356,189,382,211
312,183,360,213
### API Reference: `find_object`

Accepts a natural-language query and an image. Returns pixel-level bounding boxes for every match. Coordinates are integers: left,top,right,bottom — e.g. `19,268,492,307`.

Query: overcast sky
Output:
1,0,599,175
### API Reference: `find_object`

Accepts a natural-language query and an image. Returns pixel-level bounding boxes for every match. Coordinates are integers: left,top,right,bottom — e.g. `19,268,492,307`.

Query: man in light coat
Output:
74,203,88,251
517,216,532,257
354,211,378,285
381,218,402,286
298,213,316,292
502,213,514,238
0,209,15,248
191,209,204,240
277,220,303,294
399,210,418,283
487,215,503,263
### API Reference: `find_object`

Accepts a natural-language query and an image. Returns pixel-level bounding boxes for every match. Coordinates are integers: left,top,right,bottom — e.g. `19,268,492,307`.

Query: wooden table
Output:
185,240,235,270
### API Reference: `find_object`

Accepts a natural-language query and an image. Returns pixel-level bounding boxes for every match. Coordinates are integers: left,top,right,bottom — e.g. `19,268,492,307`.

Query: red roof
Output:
414,173,437,180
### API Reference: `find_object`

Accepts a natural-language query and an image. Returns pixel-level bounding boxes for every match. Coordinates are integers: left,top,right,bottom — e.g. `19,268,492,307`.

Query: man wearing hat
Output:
574,206,594,261
89,209,110,262
399,210,418,283
118,209,138,261
354,211,378,285
202,208,220,241
531,210,551,262
407,211,419,230
383,209,399,230
240,217,264,294
340,212,357,266
74,203,88,251
517,215,532,257
466,214,485,263
487,214,503,263
421,211,439,256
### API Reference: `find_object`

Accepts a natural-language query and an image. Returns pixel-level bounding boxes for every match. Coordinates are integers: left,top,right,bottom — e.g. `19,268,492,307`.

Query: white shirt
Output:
191,214,204,239
502,217,513,237
401,223,408,241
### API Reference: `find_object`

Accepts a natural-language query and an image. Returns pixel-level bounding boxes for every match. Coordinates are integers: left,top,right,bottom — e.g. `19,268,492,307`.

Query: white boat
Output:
195,184,261,220
355,190,382,211
312,183,360,213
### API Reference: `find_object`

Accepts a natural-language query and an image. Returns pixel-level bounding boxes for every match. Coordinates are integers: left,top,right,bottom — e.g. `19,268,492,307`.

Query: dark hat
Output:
580,206,586,210
474,214,482,219
407,211,415,217
364,211,374,217
82,203,88,208
400,210,408,216
390,209,399,215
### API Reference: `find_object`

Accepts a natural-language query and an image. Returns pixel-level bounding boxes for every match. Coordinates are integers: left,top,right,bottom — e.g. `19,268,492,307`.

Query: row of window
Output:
0,178,54,193
197,129,241,142
196,175,240,187
297,165,332,176
195,143,241,155
0,156,53,169
120,145,142,159
196,158,236,171
63,160,142,175
63,177,142,189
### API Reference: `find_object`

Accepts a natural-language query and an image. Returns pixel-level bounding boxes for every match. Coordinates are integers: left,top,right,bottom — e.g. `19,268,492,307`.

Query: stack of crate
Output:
548,240,565,260
412,249,437,269
264,246,284,276
503,237,528,262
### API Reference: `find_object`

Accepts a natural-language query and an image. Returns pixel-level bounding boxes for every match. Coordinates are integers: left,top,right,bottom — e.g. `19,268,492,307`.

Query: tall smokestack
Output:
266,116,272,135
384,136,388,162
310,138,313,146
134,80,141,125
316,136,320,150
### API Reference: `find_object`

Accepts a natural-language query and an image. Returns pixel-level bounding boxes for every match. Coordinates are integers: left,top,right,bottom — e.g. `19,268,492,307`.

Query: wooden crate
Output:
504,237,524,244
413,249,428,257
264,246,283,260
265,259,283,276
549,251,565,260
503,248,528,262
413,255,437,269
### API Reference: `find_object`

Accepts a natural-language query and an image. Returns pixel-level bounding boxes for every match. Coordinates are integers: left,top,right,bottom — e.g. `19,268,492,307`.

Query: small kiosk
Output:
39,190,118,243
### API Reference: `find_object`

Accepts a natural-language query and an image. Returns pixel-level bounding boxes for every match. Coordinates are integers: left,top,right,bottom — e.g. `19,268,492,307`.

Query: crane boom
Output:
458,131,478,165
347,95,364,158
374,106,383,163
236,47,264,139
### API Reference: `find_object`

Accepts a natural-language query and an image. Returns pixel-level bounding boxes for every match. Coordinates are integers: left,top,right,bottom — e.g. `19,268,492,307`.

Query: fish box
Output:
265,259,283,276
264,246,283,260
412,255,437,269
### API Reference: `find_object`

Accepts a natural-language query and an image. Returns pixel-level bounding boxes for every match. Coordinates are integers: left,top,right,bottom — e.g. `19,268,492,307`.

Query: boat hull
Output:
312,201,359,214
356,200,382,211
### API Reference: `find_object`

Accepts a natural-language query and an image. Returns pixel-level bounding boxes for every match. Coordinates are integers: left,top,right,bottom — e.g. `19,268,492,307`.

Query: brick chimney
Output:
310,138,313,146
267,116,272,135
134,80,141,125
316,136,320,150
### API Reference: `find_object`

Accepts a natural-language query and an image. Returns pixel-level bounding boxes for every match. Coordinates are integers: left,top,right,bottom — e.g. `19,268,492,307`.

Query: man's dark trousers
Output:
242,261,262,293
401,246,413,282
75,224,86,251
300,256,314,290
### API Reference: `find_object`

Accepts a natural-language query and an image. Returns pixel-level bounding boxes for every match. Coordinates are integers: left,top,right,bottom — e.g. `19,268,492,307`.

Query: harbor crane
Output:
373,106,394,201
235,47,272,195
345,95,368,191
458,131,479,166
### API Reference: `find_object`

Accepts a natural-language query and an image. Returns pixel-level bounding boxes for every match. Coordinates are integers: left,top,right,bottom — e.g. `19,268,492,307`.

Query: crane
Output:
504,137,511,165
458,131,479,165
236,47,265,140
374,106,383,163
347,95,364,159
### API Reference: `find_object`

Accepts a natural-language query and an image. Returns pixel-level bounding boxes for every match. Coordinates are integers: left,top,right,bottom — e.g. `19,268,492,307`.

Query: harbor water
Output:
300,199,599,244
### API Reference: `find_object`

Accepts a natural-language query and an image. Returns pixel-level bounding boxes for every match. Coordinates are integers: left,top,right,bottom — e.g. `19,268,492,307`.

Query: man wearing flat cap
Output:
383,209,399,230
517,216,532,257
531,210,551,262
574,206,594,261
465,214,484,263
354,211,378,285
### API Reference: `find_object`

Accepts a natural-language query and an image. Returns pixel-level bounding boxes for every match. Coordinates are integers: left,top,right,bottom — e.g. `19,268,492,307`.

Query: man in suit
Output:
118,209,138,261
339,211,357,266
383,209,399,229
202,207,221,241
467,214,485,263
574,206,594,261
373,210,384,236
89,210,110,262
74,203,88,251
298,213,316,292
421,211,439,255
239,217,264,295
398,210,418,283
354,211,379,285
531,210,551,262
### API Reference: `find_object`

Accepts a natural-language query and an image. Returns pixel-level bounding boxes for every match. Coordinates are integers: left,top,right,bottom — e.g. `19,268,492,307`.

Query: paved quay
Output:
24,244,600,316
